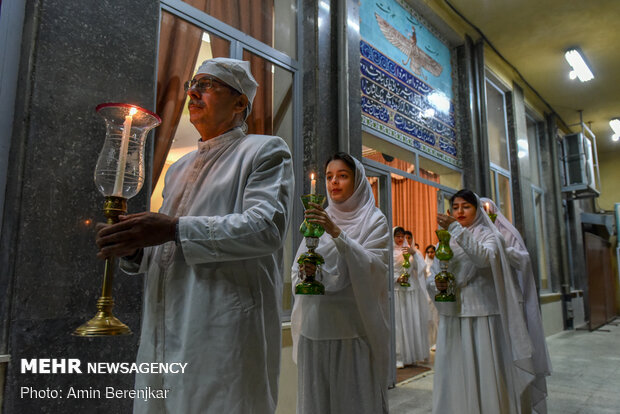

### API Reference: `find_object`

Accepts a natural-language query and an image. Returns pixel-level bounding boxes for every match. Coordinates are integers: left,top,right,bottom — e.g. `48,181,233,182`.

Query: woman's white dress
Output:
291,158,391,414
427,201,535,414
424,255,439,348
393,239,430,366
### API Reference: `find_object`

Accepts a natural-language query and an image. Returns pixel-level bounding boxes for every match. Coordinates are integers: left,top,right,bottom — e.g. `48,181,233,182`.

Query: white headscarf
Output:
291,156,391,397
449,193,535,396
480,198,552,411
392,227,408,275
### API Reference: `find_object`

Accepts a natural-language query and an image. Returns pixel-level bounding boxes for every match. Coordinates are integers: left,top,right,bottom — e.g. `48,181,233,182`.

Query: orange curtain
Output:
368,177,379,207
364,152,439,251
391,170,438,253
208,0,274,135
153,9,206,188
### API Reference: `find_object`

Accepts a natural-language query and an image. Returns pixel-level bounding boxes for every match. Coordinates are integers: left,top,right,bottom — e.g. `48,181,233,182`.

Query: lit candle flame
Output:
310,173,316,194
113,106,137,196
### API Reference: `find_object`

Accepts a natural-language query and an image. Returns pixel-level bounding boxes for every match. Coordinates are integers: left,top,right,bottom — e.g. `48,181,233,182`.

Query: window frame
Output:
158,0,303,321
484,72,513,220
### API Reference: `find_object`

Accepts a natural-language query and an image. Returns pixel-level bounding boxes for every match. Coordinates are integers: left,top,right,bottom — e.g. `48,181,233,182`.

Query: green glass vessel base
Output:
434,293,456,302
295,280,325,295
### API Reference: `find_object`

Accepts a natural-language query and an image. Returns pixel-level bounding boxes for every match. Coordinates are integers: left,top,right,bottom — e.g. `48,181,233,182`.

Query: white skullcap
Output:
195,58,259,115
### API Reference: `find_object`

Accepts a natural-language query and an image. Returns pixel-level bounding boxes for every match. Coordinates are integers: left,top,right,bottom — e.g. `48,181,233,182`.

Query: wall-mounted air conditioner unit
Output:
560,130,600,199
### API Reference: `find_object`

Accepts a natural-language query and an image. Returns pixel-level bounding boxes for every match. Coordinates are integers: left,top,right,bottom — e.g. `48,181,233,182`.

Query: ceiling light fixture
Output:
564,48,594,82
610,118,620,134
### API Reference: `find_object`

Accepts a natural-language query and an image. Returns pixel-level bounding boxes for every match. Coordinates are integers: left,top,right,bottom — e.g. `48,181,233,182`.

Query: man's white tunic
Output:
123,128,294,414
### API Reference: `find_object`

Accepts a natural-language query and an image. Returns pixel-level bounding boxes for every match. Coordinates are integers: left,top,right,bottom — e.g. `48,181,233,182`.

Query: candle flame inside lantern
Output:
310,173,316,194
113,107,137,196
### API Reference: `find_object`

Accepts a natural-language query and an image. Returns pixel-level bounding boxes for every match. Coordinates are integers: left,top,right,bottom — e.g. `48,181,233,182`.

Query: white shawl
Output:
291,157,391,392
446,194,536,398
481,197,552,411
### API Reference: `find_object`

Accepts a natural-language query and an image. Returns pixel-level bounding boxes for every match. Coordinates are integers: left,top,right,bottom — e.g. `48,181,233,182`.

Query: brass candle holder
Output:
74,196,131,336
73,103,160,336
397,250,412,287
295,193,327,295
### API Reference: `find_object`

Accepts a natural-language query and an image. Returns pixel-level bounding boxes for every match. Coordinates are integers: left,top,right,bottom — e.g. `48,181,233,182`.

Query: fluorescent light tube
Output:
610,119,620,134
565,49,594,82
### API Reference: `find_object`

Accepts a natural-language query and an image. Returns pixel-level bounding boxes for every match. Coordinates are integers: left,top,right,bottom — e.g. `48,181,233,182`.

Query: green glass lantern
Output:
295,193,327,295
434,229,456,302
397,251,412,287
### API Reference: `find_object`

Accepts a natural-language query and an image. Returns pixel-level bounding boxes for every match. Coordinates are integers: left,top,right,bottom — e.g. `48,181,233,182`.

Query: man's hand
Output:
96,212,178,259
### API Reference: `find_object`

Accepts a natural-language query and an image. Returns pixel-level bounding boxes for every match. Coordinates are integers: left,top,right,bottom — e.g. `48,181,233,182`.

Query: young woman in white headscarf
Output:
428,189,535,414
393,227,430,367
423,244,439,350
291,152,391,414
480,197,552,414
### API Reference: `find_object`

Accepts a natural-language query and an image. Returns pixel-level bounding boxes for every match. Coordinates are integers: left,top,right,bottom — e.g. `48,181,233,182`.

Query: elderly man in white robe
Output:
96,58,294,414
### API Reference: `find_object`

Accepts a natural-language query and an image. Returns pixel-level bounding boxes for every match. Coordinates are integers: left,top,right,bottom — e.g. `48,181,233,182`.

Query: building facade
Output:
0,0,616,413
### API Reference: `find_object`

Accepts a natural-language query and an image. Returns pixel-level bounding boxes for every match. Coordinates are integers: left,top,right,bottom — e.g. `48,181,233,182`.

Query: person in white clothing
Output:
428,189,534,414
393,227,429,368
423,244,439,351
424,245,436,272
291,152,391,414
96,58,294,414
480,197,552,414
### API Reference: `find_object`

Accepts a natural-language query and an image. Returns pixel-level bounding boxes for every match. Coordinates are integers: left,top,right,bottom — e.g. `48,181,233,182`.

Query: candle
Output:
113,107,137,196
484,202,490,213
310,173,316,194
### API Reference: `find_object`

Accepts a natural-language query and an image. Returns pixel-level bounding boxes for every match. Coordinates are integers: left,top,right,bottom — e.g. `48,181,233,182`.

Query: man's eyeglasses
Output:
183,77,240,94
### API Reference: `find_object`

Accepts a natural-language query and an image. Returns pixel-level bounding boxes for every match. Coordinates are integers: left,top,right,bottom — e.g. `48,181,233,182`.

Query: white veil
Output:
481,197,552,412
449,194,535,399
290,156,391,400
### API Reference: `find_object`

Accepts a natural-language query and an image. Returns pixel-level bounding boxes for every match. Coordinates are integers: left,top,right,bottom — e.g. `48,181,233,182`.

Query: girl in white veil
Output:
291,153,391,414
481,197,552,414
424,244,439,350
428,189,534,414
393,227,430,367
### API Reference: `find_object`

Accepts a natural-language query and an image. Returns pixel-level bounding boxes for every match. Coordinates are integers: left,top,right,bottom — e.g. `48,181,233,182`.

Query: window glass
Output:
526,117,541,187
486,79,509,170
534,191,550,290
497,173,513,222
152,10,298,318
180,0,297,58
362,132,416,176
418,156,462,190
490,170,496,203
367,176,380,208
241,50,295,313
242,50,294,147
151,23,231,213
391,175,438,254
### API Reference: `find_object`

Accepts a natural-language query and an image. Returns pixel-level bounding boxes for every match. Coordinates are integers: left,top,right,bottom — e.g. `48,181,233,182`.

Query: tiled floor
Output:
388,318,620,414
